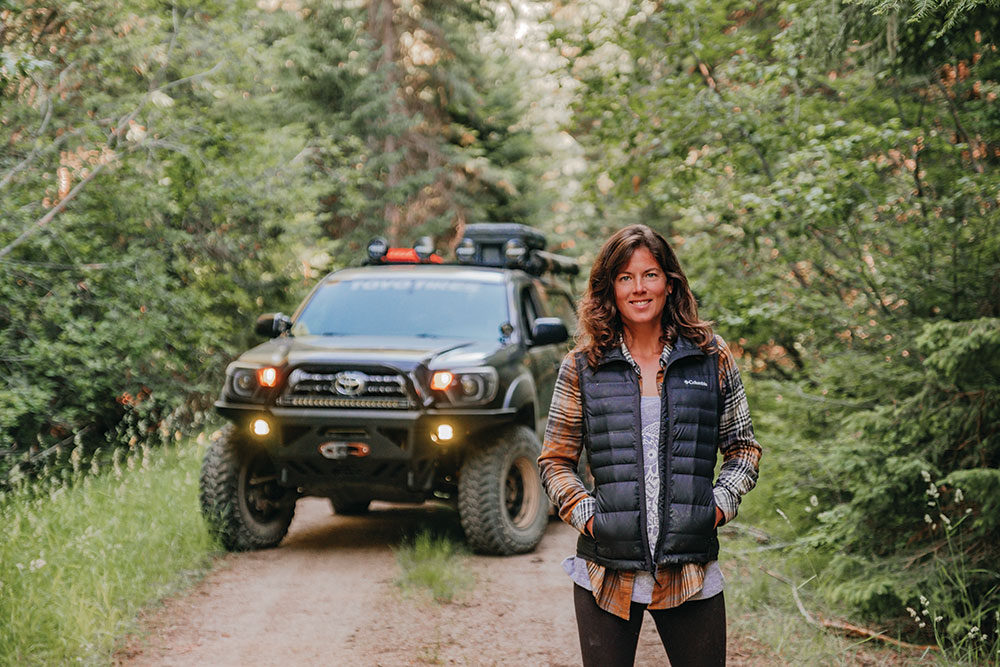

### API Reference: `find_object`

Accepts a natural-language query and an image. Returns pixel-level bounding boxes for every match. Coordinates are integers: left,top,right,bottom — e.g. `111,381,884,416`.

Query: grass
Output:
0,437,217,666
393,529,475,604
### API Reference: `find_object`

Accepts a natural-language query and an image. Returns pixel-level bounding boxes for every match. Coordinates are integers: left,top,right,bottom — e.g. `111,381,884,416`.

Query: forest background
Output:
1,0,998,662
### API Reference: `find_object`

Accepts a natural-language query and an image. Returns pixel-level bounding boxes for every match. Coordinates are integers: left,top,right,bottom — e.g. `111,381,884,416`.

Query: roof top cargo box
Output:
458,223,547,268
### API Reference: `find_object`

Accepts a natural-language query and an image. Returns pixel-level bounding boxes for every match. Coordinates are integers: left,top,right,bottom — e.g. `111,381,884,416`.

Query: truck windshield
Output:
291,277,510,342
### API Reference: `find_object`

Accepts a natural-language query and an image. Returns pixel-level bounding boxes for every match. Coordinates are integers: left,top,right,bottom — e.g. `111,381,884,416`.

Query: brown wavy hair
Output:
575,224,715,367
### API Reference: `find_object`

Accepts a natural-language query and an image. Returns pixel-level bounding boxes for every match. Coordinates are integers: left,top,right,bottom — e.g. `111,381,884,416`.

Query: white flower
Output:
935,615,943,622
940,513,951,526
924,514,933,524
810,495,819,507
921,470,931,482
920,595,929,606
15,563,24,572
954,488,964,503
29,558,46,571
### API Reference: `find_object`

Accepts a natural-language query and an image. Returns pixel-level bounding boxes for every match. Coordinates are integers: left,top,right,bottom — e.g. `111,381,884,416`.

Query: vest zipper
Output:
632,368,655,575
652,377,671,570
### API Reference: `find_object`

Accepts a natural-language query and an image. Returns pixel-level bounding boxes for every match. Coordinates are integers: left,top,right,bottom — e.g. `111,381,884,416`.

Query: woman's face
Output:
613,245,670,331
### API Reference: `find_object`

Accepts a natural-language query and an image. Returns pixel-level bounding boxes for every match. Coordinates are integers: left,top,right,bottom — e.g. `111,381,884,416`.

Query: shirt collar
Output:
617,334,673,376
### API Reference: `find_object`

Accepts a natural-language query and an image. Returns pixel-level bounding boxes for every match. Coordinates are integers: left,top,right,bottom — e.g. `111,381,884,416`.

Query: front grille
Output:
279,367,416,409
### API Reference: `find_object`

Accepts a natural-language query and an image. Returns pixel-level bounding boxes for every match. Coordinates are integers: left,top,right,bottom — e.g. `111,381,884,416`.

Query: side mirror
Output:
255,312,292,338
530,317,568,346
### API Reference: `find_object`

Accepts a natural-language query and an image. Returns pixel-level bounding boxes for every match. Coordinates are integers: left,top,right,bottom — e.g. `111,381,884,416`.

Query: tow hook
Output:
318,441,371,459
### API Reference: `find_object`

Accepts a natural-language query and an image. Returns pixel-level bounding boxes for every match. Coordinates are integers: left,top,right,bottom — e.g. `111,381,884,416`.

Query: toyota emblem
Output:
333,371,367,396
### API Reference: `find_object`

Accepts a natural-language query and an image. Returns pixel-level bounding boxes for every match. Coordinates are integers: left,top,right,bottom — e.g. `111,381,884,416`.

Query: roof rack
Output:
364,224,579,278
455,223,579,277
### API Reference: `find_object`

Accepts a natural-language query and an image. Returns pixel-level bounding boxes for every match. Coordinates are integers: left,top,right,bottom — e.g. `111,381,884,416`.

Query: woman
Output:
538,225,761,666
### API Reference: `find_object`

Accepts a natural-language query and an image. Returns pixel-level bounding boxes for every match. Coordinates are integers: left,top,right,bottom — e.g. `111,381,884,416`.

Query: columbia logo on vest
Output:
684,379,709,387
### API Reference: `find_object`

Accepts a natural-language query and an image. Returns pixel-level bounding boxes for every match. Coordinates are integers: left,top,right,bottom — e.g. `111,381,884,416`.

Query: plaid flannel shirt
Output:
538,335,762,620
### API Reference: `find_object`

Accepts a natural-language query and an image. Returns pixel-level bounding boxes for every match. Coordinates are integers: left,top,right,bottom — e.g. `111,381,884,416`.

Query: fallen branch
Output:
761,566,939,652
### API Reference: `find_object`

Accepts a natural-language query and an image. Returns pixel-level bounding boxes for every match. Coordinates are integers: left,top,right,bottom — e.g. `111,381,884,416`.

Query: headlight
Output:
227,365,279,400
230,368,259,398
429,367,498,406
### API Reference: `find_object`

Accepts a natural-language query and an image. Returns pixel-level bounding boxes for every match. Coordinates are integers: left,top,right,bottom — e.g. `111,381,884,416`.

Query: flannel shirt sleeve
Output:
713,335,762,525
538,354,594,534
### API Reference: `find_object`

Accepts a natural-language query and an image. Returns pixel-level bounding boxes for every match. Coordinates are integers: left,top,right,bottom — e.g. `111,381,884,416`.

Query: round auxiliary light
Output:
413,236,434,260
367,237,389,262
251,418,271,437
504,239,527,266
455,238,476,263
436,424,454,441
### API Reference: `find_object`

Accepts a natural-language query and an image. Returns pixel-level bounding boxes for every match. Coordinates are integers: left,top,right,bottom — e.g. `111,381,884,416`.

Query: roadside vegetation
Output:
393,530,475,604
0,438,215,666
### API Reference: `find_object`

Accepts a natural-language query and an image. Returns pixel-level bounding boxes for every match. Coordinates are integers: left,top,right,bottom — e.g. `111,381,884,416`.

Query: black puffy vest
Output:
576,336,720,571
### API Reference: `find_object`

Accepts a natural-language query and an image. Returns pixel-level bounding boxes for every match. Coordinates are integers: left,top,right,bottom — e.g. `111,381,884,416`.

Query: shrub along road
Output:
115,498,913,666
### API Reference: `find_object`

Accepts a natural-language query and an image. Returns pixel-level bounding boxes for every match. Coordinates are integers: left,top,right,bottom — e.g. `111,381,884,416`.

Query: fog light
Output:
435,424,454,442
251,418,271,436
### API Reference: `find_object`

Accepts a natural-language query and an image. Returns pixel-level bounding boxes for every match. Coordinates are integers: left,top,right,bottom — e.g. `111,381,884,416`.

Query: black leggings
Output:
573,584,726,667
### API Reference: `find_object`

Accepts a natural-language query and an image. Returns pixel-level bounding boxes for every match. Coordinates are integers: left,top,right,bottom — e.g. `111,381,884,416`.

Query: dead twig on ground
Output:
761,566,939,652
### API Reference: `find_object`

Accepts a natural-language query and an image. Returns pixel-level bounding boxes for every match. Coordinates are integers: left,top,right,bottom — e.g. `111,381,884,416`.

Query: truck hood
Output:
235,334,506,373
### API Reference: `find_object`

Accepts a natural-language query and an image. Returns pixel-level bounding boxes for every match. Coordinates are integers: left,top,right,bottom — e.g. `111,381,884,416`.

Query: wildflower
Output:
968,626,981,639
29,558,46,571
921,470,931,482
906,607,918,618
920,595,929,606
15,563,24,572
939,513,951,526
922,609,930,616
934,615,943,622
919,622,926,628
810,495,819,507
954,488,964,503
924,514,933,524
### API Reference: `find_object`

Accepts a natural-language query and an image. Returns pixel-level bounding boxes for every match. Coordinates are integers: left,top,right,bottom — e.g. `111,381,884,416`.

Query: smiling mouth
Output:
631,299,652,306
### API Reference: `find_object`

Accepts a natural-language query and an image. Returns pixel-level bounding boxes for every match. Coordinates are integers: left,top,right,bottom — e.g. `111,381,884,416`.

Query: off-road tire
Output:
328,493,371,515
458,425,549,555
199,424,296,551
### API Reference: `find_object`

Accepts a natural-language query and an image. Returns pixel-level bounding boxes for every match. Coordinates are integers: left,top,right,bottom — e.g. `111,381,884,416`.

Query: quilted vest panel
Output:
576,337,720,570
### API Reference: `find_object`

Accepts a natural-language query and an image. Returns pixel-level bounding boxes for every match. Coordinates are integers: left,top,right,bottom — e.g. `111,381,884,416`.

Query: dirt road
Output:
118,498,741,666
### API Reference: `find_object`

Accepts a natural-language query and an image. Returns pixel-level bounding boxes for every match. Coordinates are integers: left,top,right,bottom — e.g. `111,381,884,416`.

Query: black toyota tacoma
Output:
200,224,578,555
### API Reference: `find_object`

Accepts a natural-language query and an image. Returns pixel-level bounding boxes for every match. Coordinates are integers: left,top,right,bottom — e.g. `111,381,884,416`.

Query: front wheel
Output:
199,425,296,551
458,425,549,555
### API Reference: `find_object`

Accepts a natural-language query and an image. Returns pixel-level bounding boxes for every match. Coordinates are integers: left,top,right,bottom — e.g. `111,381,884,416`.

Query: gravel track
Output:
118,498,773,666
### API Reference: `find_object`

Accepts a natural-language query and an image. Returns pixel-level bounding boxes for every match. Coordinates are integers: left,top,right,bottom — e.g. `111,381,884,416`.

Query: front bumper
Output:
215,400,518,498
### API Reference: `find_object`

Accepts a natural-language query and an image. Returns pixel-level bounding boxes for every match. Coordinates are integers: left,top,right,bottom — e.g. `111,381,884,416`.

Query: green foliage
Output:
262,0,550,264
0,437,215,665
393,529,474,604
555,0,999,657
0,1,326,476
